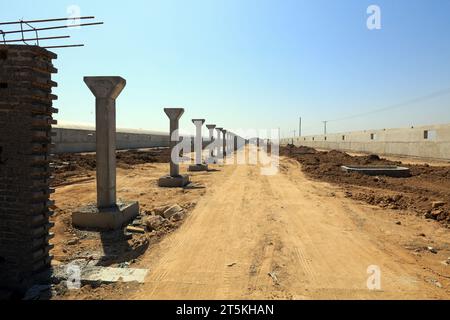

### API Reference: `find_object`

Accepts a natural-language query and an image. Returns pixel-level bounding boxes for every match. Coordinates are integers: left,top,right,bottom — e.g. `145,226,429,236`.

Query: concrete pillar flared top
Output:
84,76,126,208
206,124,216,140
192,119,205,165
84,76,126,100
216,128,223,142
164,108,184,177
206,125,216,157
215,127,223,156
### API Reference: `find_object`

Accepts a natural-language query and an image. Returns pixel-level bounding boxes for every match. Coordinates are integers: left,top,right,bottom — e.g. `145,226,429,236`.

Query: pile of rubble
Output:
125,204,186,235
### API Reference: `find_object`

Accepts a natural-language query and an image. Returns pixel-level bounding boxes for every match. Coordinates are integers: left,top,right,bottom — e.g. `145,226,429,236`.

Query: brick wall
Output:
0,45,57,292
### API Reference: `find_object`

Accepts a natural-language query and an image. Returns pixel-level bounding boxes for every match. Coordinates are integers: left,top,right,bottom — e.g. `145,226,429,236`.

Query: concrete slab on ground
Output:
341,165,411,177
188,164,209,172
53,265,148,284
158,174,190,188
72,201,139,230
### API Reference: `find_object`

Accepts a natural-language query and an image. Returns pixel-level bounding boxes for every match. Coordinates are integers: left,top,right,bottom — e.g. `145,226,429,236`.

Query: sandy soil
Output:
50,147,450,300
50,151,217,299
281,145,450,226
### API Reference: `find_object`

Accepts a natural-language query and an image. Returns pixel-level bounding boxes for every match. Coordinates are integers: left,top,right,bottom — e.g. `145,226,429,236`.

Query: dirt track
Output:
128,150,450,300
50,147,450,300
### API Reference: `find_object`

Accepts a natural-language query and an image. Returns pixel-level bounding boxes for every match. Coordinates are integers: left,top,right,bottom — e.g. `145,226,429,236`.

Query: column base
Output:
188,164,209,172
72,201,139,230
158,174,190,188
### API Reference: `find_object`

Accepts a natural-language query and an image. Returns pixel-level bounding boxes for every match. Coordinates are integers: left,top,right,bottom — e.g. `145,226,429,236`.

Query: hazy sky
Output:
3,0,450,136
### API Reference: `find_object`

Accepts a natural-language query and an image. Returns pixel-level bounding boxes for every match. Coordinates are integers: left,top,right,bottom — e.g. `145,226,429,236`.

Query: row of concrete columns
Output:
161,109,237,179
73,76,244,230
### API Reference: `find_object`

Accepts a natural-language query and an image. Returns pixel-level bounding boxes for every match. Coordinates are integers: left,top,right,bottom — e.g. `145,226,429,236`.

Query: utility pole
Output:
299,117,302,137
323,121,328,135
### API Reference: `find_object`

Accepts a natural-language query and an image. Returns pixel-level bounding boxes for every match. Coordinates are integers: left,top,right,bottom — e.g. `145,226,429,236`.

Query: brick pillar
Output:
0,45,57,292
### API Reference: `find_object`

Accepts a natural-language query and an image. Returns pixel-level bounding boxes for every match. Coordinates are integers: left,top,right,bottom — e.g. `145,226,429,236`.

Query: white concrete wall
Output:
52,124,170,153
281,123,450,160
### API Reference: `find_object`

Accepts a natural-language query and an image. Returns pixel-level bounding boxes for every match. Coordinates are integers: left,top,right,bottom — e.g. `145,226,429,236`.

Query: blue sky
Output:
2,0,450,136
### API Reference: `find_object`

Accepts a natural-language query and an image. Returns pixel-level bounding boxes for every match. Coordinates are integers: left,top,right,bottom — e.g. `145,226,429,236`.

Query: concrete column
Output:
189,119,208,171
192,119,205,165
73,76,139,230
222,129,227,158
165,108,184,177
230,133,235,153
84,76,125,208
158,108,190,187
216,127,223,159
206,124,216,159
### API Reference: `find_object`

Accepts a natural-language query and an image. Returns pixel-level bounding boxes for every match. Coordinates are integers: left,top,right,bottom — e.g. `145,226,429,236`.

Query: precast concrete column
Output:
216,127,223,158
222,129,227,158
228,133,234,153
164,108,184,177
192,119,205,165
206,124,216,158
84,76,126,208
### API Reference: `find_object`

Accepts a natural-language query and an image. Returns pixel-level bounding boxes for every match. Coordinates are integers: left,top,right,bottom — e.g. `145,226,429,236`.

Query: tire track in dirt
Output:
129,149,449,300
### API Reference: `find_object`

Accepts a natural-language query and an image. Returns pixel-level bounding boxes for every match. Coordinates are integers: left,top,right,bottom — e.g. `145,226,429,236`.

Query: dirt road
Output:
131,150,450,300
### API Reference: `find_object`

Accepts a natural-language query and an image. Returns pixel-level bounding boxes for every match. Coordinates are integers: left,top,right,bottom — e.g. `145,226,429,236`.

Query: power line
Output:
326,87,450,123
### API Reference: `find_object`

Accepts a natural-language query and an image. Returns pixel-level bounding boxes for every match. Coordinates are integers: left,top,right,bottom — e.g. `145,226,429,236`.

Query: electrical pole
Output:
299,117,302,137
323,121,328,135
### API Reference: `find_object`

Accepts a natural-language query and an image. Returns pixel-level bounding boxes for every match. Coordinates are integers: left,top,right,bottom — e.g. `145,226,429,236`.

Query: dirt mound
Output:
51,148,171,187
280,144,317,156
281,146,450,226
116,148,171,167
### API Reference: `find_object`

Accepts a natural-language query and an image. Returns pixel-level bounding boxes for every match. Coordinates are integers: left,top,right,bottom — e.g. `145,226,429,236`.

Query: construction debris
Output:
53,265,148,285
143,215,166,231
126,226,146,234
161,204,184,219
